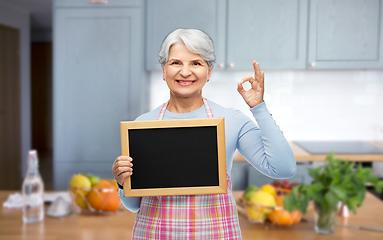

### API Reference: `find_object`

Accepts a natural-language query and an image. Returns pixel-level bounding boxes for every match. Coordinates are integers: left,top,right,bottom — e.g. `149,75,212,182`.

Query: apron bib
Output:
131,98,242,240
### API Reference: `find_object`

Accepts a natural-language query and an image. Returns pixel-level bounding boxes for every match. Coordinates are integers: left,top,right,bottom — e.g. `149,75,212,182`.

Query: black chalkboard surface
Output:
120,118,227,197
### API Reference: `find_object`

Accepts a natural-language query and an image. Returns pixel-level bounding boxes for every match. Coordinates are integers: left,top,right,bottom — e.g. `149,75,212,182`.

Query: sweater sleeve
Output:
118,189,141,213
116,182,141,213
235,102,296,179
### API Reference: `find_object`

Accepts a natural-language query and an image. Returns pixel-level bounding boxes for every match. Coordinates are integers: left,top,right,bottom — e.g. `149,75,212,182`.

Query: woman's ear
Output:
162,65,166,80
207,64,214,80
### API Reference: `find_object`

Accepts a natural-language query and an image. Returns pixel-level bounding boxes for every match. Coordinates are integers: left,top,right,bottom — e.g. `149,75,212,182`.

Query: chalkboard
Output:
120,118,227,197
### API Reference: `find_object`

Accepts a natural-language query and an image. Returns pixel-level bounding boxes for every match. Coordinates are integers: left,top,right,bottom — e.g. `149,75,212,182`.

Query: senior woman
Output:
112,28,296,239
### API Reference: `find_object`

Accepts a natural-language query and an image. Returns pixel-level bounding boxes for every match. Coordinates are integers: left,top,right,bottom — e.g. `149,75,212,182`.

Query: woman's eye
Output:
171,61,180,65
192,62,201,66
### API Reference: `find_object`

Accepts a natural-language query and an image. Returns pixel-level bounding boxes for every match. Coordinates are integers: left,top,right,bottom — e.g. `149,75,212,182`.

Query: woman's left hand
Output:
237,61,264,108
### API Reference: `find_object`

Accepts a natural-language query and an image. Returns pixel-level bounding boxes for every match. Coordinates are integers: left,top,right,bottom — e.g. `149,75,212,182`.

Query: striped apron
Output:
131,98,242,240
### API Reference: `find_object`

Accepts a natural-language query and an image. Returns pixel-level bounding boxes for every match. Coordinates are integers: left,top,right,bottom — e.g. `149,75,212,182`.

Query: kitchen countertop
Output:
234,141,383,162
1,191,382,240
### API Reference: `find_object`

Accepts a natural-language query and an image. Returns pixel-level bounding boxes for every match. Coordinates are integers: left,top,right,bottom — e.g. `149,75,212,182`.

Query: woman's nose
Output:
180,65,191,77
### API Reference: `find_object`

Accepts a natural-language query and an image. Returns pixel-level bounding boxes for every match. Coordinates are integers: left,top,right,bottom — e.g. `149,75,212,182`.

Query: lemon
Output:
249,191,277,214
247,205,266,222
74,194,88,209
69,174,91,197
260,184,277,198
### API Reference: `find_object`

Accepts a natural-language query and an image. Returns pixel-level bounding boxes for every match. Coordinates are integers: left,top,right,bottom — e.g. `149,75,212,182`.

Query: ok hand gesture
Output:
237,61,264,108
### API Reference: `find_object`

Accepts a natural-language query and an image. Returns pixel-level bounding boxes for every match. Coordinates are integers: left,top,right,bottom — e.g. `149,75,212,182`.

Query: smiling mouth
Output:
176,80,196,83
176,80,196,86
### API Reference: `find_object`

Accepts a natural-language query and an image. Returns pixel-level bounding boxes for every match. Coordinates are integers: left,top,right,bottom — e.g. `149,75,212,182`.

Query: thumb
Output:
237,76,253,95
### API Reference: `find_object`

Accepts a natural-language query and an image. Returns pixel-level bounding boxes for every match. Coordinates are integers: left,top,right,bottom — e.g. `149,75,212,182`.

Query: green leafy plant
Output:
284,152,383,215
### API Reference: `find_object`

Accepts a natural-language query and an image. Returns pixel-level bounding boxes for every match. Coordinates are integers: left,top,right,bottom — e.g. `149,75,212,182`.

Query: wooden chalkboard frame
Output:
120,118,227,197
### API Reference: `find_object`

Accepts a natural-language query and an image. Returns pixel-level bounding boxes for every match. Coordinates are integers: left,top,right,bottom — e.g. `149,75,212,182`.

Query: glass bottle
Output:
22,150,44,223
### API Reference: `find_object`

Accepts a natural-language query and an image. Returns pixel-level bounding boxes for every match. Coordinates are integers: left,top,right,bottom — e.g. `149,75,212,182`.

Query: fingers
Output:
237,76,254,95
252,61,265,90
116,166,133,176
115,155,132,162
113,156,132,170
112,156,133,185
259,71,265,89
115,172,131,187
252,61,264,80
253,61,261,78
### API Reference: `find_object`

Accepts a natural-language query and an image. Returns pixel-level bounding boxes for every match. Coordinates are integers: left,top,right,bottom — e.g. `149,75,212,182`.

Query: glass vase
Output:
314,201,336,234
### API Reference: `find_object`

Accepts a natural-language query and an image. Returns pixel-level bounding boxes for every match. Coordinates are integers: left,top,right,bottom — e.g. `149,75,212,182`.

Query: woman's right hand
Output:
237,61,264,108
112,156,133,186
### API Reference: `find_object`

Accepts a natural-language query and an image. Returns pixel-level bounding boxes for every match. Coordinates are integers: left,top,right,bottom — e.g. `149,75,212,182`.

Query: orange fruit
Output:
87,182,121,211
106,179,119,189
99,180,111,185
267,209,302,225
275,195,285,207
289,210,302,225
267,194,302,225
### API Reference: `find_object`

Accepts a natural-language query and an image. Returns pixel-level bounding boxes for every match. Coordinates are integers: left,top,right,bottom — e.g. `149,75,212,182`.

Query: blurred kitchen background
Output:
0,0,382,192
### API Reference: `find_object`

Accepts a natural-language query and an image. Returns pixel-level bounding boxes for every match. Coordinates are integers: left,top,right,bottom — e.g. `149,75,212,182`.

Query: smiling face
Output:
162,43,213,100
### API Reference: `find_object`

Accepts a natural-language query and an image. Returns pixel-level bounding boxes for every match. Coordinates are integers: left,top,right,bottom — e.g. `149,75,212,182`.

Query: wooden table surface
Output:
234,141,383,162
1,191,383,240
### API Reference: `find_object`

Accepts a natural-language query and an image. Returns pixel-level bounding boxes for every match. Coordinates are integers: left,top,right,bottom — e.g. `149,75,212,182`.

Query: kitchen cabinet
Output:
308,0,383,69
54,0,141,7
145,0,226,71
53,0,147,190
146,0,308,71
227,0,308,70
147,0,383,71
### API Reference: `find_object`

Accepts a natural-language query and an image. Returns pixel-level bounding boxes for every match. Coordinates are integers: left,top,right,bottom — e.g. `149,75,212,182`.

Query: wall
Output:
0,1,31,177
149,70,383,177
149,70,383,141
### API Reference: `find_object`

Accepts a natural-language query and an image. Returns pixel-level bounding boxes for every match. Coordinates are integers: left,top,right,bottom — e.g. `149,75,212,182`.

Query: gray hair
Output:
159,29,215,67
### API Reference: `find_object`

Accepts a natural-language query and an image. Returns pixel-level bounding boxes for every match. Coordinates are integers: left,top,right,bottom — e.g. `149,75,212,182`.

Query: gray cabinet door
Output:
54,7,145,189
308,0,383,69
55,0,141,7
146,0,226,71
227,0,309,70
